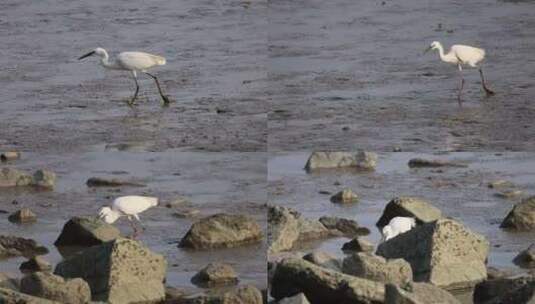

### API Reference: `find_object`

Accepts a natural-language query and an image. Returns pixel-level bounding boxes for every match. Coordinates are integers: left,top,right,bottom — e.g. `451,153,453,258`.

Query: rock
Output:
0,244,21,259
164,286,187,303
342,238,374,252
342,252,412,286
165,197,190,208
513,244,535,268
473,273,535,304
0,152,21,162
0,235,48,258
20,272,90,304
178,285,263,304
20,256,52,273
494,190,524,199
376,197,442,228
330,189,359,204
54,238,167,303
191,262,238,287
179,213,262,249
305,151,378,171
268,206,331,254
172,208,201,218
385,283,461,304
302,251,342,272
8,208,37,223
271,258,385,304
486,266,514,280
86,177,145,187
319,216,370,236
0,287,60,303
377,219,489,290
500,196,535,230
0,273,18,291
32,170,56,189
408,158,467,168
54,216,120,247
0,168,33,187
488,180,514,189
268,205,300,254
278,293,311,304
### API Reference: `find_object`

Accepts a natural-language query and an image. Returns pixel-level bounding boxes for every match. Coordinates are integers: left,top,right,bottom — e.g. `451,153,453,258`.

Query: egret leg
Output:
129,71,140,106
144,72,170,106
479,68,495,96
133,214,146,231
457,68,465,105
127,216,139,238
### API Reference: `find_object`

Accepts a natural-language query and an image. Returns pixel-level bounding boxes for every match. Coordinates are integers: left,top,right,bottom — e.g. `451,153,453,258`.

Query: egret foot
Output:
484,88,495,96
161,95,171,107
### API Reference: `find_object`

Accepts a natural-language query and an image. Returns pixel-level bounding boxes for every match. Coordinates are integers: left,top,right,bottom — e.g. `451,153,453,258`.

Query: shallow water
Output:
268,152,535,273
268,0,535,151
0,152,267,292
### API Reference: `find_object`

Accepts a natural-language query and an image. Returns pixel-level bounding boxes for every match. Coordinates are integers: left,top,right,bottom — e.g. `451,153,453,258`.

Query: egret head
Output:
78,47,106,60
424,41,441,54
381,225,393,242
98,207,120,224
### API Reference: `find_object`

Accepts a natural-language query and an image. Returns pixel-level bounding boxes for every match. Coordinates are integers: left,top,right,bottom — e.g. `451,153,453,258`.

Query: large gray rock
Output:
473,273,535,304
376,197,442,228
385,283,461,304
342,238,374,252
20,272,90,304
268,206,331,254
303,251,342,272
0,168,32,187
178,285,263,304
319,216,370,236
514,244,535,269
305,152,378,171
20,256,52,273
376,219,489,290
179,213,263,249
330,189,359,204
342,252,413,286
8,208,37,223
501,196,535,230
0,273,18,291
191,262,238,287
55,238,167,304
54,216,121,247
270,258,385,304
0,287,60,303
32,170,56,189
0,235,48,258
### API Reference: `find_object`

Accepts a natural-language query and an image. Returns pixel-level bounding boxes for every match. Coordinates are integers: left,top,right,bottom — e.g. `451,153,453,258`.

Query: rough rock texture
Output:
0,244,21,258
514,244,535,268
376,197,442,228
8,208,37,223
500,196,535,230
302,251,342,272
330,189,359,204
20,256,52,273
305,151,378,171
268,206,331,254
270,258,385,304
32,170,56,189
178,285,263,304
278,293,311,304
86,177,145,187
54,216,121,247
342,252,413,286
319,216,370,236
54,238,167,304
0,168,33,187
376,219,489,290
488,180,515,189
191,262,238,287
385,283,461,304
20,272,91,304
0,273,18,291
473,274,535,304
342,238,374,252
0,235,48,258
408,158,468,168
0,287,60,303
179,213,262,249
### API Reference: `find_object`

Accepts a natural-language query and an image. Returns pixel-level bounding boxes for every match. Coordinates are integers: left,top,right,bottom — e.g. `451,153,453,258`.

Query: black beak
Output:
423,46,432,55
78,51,95,60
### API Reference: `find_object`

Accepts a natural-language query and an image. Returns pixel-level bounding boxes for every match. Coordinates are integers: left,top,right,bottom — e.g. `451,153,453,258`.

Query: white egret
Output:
98,195,158,236
381,216,416,242
78,48,170,106
424,41,495,103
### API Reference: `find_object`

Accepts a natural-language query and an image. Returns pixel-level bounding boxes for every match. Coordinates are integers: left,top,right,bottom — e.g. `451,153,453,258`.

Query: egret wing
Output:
112,196,158,215
451,45,485,65
117,52,165,71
